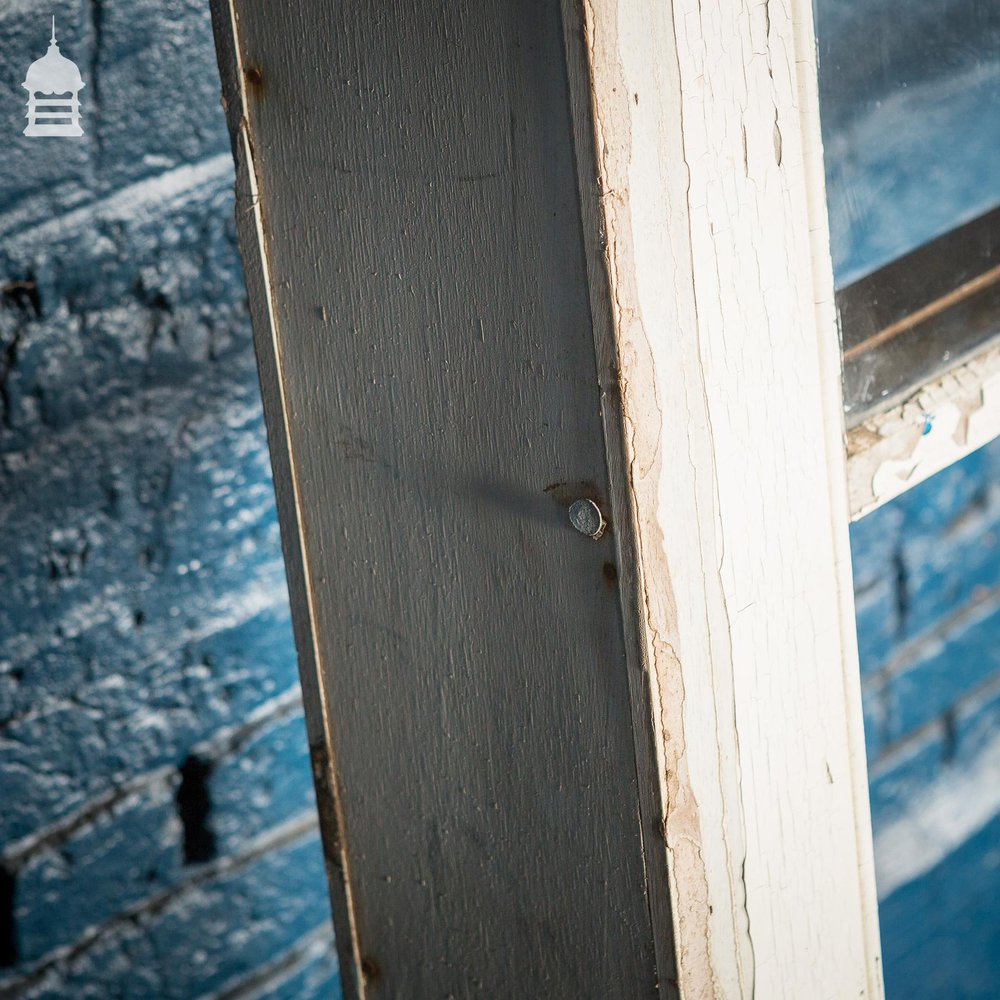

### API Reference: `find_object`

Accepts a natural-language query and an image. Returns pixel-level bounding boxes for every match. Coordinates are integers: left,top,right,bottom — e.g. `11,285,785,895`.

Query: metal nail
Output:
568,498,606,539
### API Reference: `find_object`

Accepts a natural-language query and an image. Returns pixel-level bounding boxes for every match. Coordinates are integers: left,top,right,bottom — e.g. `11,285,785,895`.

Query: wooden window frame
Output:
211,0,892,995
847,339,1000,518
841,205,1000,518
567,0,882,993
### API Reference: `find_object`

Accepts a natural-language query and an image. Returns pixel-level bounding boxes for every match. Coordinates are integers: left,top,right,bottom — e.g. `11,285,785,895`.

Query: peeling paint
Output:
848,342,1000,520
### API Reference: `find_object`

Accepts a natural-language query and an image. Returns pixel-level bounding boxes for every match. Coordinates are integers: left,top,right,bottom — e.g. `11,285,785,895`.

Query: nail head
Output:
568,498,606,539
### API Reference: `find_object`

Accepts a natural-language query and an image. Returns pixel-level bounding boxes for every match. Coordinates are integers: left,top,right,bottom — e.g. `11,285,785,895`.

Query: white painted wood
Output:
847,340,1000,519
566,0,885,995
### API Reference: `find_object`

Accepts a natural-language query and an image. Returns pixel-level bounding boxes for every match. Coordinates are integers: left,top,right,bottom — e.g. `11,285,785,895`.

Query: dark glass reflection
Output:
818,0,1000,285
816,0,1000,422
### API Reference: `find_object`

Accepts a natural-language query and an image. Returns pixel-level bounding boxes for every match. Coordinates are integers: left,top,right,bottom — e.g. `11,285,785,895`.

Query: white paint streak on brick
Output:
0,154,233,248
2,569,288,669
874,729,1000,898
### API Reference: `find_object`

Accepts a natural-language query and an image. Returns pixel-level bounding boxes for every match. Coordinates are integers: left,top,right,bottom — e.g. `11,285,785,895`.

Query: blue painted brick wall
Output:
3,3,997,999
0,2,338,997
852,439,1000,999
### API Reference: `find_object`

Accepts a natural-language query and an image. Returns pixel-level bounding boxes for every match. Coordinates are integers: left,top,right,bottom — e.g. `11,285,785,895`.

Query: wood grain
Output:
211,1,671,996
569,0,885,995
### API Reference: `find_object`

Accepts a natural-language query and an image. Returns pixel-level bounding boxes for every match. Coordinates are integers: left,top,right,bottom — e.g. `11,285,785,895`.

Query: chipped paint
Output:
576,0,883,994
848,341,1000,520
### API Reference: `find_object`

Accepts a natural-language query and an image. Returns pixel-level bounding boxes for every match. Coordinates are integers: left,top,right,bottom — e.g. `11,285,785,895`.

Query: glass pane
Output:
821,5,1000,998
816,0,1000,423
849,441,1000,1000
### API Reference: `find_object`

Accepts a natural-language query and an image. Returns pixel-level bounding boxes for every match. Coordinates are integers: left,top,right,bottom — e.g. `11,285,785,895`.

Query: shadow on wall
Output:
0,2,338,997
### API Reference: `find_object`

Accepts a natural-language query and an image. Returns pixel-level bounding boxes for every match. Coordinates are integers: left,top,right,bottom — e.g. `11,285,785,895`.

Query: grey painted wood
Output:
212,2,668,996
210,8,366,994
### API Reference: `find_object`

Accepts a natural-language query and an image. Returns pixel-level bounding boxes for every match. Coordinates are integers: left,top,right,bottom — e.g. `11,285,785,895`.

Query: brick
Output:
0,0,229,230
210,712,317,856
860,675,886,763
11,830,331,1000
883,597,1000,744
879,810,1000,1000
141,833,331,1000
7,708,323,967
0,368,277,659
955,678,1000,762
893,446,992,539
0,0,328,990
848,444,1000,641
14,779,183,963
853,575,897,676
0,2,95,226
0,327,299,843
900,501,1000,640
0,176,244,451
849,499,902,593
81,0,231,194
867,726,946,831
982,435,1000,486
849,443,1000,651
0,603,298,846
251,938,341,1000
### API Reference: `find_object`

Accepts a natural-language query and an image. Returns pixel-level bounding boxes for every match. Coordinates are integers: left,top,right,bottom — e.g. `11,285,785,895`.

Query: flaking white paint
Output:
574,0,884,994
848,341,1000,519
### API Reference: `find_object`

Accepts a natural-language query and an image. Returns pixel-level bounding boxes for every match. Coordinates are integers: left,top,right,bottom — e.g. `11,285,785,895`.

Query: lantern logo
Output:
22,17,85,138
